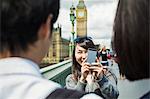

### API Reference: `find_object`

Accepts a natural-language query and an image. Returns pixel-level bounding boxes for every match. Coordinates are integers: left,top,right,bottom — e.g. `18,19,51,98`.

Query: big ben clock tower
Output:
76,0,87,37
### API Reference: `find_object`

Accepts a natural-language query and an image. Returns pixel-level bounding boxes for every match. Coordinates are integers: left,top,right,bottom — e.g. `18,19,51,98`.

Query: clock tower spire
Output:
76,0,87,37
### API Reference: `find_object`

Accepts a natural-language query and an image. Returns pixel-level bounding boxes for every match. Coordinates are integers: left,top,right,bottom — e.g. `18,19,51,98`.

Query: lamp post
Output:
69,4,76,58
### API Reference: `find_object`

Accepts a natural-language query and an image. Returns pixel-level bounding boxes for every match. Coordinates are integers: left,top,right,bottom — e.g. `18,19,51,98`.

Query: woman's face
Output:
75,44,88,65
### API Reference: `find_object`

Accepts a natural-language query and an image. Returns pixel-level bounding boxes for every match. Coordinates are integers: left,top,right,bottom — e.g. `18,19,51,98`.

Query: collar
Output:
0,57,42,77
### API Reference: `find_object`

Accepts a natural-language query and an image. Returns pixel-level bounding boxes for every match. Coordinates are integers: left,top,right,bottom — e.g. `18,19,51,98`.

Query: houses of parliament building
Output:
40,25,70,67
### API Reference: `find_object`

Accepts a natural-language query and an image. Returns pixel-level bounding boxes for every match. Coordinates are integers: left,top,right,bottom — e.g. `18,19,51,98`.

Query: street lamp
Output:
69,4,76,57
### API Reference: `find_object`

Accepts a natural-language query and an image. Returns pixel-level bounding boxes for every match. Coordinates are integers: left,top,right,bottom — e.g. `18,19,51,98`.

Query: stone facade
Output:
40,25,69,67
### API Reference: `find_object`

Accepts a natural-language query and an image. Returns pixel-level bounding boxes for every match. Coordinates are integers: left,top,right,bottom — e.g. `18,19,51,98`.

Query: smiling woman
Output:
65,36,119,99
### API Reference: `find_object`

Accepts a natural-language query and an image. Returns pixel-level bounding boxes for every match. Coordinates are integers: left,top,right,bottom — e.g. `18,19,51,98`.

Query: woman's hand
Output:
89,63,105,80
80,60,91,83
86,72,93,85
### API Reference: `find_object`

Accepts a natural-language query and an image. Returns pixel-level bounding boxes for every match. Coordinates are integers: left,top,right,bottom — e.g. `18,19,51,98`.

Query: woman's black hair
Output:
113,0,149,81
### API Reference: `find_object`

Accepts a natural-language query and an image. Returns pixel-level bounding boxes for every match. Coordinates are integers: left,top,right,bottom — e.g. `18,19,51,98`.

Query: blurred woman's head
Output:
101,46,106,51
72,37,95,79
113,0,149,81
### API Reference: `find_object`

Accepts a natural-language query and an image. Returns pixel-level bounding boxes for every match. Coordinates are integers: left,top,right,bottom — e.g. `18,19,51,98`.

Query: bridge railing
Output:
40,59,72,87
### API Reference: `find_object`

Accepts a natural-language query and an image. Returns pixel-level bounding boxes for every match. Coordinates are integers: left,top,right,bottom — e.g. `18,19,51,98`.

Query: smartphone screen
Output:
87,48,97,64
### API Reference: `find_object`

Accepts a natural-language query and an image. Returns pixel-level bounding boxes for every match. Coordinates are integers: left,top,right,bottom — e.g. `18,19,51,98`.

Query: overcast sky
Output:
54,0,118,48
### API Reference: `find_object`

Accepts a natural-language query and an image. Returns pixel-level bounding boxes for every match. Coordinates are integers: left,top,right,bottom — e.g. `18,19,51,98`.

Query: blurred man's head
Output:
1,0,60,63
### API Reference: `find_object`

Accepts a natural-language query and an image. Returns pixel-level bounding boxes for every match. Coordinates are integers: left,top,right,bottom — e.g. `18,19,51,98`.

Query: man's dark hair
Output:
113,0,149,81
1,0,60,54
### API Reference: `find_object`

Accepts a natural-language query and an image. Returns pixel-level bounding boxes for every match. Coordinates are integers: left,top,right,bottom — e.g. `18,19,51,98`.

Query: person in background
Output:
113,0,149,98
0,0,103,98
65,37,119,99
100,46,109,66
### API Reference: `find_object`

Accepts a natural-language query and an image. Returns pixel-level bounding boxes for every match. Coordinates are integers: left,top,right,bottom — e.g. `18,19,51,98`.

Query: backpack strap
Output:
140,91,150,99
46,88,86,99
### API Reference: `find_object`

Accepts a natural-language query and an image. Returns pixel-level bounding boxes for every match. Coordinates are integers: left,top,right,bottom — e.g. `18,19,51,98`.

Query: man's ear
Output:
38,14,53,40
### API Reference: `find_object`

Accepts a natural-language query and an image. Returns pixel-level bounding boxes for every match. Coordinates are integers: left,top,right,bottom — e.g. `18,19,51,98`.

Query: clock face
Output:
78,11,84,18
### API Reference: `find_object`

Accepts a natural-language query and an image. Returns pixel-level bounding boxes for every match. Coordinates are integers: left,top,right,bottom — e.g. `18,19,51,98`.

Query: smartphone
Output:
87,48,97,64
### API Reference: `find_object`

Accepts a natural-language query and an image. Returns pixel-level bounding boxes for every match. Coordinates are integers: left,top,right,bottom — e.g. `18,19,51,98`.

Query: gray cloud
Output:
55,0,118,48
